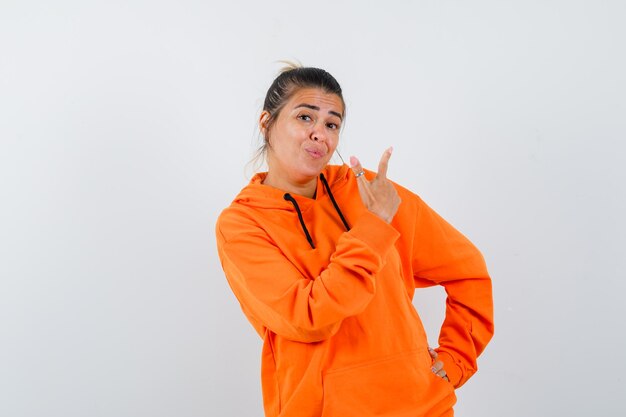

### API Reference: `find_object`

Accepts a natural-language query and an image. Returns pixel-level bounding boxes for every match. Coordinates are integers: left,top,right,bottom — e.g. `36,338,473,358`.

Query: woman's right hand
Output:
350,147,401,223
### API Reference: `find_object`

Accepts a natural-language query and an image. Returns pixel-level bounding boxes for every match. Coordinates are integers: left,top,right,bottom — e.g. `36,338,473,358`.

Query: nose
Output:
310,122,326,142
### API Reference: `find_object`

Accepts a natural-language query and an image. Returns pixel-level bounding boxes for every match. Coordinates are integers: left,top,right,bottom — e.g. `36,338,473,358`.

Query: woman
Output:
216,65,494,417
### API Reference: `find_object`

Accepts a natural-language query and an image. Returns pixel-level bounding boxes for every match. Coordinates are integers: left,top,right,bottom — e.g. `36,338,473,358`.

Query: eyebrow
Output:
295,103,343,121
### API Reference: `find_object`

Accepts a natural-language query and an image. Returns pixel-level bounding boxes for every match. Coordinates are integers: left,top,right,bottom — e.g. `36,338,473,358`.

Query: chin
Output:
293,164,325,181
292,155,332,178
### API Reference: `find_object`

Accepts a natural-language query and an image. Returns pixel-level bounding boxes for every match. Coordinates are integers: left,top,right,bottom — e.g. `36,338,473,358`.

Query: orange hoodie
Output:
216,164,493,417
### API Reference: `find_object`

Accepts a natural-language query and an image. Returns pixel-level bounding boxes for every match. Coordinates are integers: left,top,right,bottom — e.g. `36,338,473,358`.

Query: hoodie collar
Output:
236,164,351,211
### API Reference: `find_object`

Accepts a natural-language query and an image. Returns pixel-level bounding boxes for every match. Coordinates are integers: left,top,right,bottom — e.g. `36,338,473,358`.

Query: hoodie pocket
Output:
321,348,455,417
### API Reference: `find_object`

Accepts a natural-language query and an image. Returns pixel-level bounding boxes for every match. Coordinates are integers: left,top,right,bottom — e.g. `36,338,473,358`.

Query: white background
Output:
1,1,625,416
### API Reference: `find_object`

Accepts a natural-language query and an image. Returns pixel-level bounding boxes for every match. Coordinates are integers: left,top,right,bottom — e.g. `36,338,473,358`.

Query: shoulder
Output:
387,178,425,211
215,203,263,243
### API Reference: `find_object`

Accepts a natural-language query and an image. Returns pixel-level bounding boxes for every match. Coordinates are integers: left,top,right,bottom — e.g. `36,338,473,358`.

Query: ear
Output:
259,111,270,137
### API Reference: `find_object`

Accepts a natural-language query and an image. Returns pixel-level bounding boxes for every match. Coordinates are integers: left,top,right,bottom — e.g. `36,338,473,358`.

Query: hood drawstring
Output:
320,173,351,231
283,173,351,250
283,193,315,249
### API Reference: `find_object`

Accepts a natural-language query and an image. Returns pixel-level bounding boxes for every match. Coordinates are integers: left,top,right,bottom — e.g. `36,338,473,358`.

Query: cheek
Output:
328,135,340,150
280,126,303,145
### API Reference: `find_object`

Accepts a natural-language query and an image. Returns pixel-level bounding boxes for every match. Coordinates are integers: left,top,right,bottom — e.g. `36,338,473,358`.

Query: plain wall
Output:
1,1,625,416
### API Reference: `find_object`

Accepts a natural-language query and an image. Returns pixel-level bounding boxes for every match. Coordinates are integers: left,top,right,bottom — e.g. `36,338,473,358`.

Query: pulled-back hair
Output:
251,63,346,170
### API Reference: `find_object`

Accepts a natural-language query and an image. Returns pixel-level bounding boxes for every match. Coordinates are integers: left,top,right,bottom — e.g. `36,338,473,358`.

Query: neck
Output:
262,171,318,198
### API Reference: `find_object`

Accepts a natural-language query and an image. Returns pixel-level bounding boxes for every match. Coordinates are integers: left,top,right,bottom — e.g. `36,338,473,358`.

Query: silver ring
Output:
355,171,365,178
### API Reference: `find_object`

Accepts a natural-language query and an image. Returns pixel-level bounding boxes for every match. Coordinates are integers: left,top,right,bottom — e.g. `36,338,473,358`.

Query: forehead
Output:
286,88,344,115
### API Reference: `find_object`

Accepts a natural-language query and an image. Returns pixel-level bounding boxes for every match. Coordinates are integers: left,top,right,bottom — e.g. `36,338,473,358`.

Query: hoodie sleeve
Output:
398,191,494,389
216,209,400,343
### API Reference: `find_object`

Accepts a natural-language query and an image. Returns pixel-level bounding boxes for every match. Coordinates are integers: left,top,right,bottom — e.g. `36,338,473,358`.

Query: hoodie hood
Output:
233,164,352,211
231,164,353,249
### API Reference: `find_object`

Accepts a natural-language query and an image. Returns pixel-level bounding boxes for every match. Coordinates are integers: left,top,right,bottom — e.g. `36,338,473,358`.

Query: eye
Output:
326,122,340,130
298,114,312,122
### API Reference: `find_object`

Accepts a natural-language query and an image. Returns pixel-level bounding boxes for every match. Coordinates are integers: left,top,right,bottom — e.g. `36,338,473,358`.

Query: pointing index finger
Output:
377,147,393,179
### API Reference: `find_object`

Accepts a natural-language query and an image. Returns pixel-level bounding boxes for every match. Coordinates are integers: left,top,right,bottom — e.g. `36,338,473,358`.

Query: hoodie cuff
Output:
436,349,464,388
349,211,400,259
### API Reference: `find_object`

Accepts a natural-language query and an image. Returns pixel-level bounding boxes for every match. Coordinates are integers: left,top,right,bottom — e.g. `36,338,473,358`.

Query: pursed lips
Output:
304,147,326,159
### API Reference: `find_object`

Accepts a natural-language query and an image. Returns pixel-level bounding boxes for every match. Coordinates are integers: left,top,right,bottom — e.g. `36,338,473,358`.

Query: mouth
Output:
304,147,326,159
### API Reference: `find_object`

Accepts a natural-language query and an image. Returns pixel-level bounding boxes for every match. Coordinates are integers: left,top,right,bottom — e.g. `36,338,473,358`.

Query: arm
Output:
216,210,400,343
409,196,494,388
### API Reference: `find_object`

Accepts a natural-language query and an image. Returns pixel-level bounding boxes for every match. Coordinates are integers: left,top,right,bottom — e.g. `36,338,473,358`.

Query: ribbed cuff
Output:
435,349,464,388
349,210,400,259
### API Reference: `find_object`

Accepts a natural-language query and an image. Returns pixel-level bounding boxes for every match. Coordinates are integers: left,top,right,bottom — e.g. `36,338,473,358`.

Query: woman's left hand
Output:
349,148,401,223
428,348,449,382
